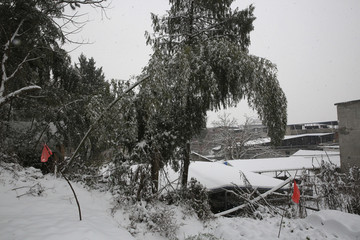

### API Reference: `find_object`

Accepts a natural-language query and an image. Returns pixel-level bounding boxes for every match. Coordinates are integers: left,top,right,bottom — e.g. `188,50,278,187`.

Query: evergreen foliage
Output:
137,0,287,187
0,0,114,171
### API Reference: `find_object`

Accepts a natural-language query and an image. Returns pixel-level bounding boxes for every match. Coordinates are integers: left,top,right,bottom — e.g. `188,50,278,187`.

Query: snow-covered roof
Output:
160,150,339,191
227,150,340,173
245,133,335,146
189,161,286,190
161,161,287,191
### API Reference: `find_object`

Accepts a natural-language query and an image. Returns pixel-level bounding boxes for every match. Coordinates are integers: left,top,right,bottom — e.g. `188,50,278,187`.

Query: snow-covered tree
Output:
0,0,110,169
0,0,107,107
138,0,287,187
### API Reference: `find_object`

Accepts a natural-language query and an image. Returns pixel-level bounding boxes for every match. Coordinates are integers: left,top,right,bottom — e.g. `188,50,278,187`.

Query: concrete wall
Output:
336,100,360,172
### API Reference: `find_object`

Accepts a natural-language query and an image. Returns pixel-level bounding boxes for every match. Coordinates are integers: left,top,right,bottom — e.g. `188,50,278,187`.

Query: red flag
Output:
41,144,53,163
292,180,300,204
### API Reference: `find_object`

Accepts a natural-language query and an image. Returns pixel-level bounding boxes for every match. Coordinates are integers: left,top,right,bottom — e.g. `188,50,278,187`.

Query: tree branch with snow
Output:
0,20,42,108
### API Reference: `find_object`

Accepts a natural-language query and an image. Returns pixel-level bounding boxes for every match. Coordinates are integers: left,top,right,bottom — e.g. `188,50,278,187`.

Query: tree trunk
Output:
181,142,191,188
151,152,160,193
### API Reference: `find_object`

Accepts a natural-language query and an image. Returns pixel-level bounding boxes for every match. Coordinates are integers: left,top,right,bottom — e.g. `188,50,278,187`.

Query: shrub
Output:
163,178,213,221
315,163,360,214
127,202,179,239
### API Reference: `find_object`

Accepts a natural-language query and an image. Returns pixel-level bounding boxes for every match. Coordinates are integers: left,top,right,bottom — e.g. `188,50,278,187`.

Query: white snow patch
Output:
1,162,360,240
306,210,360,240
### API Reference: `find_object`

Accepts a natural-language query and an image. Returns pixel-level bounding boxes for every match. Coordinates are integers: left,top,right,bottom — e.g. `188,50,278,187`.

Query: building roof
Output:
160,150,339,191
160,161,288,191
245,132,335,146
227,150,340,173
334,99,360,106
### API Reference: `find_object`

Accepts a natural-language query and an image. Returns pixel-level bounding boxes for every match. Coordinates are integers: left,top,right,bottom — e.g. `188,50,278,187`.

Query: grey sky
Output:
65,0,360,125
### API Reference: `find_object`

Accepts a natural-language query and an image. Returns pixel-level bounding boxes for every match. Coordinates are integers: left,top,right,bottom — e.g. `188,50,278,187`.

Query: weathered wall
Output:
336,100,360,172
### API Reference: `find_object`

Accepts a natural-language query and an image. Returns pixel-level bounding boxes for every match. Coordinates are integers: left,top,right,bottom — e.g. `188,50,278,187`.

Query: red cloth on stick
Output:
292,180,300,204
41,144,53,163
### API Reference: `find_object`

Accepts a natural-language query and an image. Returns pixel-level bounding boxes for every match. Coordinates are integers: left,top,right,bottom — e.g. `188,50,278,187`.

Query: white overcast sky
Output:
64,0,360,126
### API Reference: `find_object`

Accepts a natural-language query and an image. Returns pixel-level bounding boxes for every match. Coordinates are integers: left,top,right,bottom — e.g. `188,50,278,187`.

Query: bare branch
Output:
0,85,42,107
1,20,43,106
52,0,110,46
7,54,43,82
2,20,25,85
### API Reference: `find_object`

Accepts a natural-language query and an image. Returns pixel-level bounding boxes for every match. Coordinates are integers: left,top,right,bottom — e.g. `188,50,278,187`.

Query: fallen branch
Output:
215,177,293,217
12,183,45,198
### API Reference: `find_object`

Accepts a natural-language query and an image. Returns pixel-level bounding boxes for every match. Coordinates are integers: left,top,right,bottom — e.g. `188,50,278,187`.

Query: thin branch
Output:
61,172,82,221
2,20,25,87
58,0,106,4
6,54,42,82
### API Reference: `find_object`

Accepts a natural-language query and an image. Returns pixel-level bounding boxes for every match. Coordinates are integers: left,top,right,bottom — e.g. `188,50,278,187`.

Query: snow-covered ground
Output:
1,162,360,240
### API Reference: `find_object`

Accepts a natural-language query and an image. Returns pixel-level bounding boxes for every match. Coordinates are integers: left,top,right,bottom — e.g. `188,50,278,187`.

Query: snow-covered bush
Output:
126,202,179,239
183,178,213,220
163,178,213,221
108,159,154,202
314,162,360,215
145,206,179,239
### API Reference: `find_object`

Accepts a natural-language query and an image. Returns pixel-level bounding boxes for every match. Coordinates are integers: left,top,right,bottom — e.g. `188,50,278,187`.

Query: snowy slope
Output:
1,162,360,240
0,163,134,240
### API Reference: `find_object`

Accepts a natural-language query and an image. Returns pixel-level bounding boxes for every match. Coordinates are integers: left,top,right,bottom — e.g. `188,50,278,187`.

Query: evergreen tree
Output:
0,0,108,107
54,55,111,164
138,0,287,187
0,0,110,169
